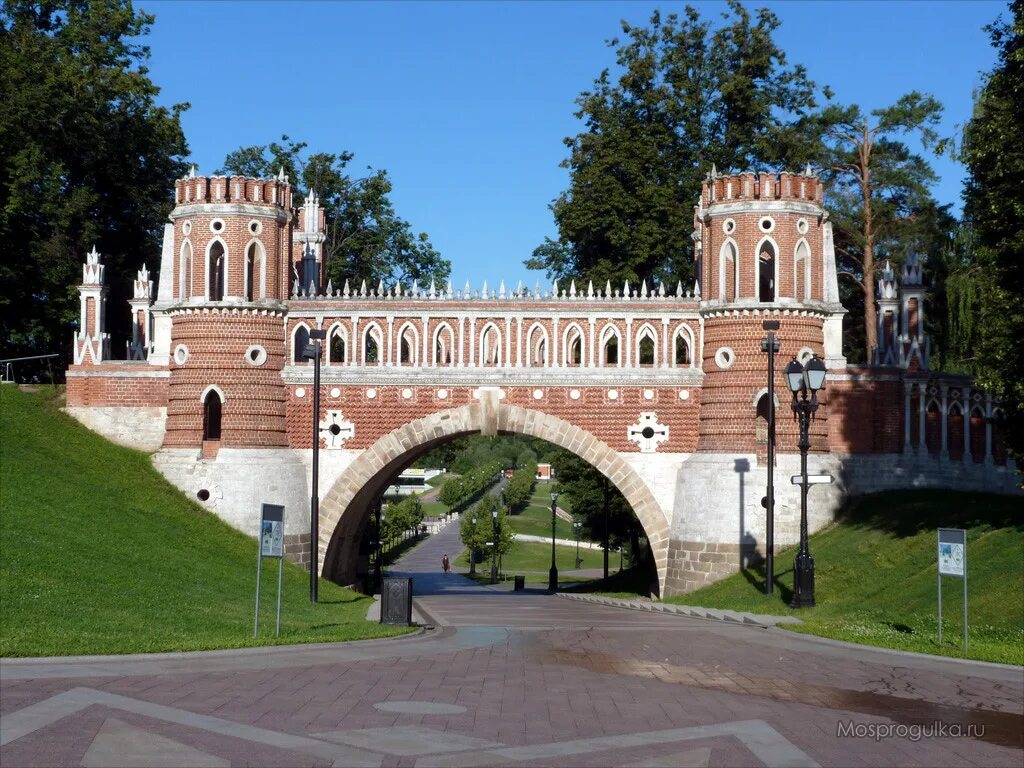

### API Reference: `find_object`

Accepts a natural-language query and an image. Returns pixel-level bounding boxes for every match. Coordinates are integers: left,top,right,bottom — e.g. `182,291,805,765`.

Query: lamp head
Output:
805,355,827,392
785,358,805,393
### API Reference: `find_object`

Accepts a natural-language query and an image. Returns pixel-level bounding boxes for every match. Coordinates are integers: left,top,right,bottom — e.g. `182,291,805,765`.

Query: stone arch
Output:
326,322,347,365
526,323,548,367
634,323,658,367
291,322,311,364
396,321,419,366
562,322,585,366
478,322,502,366
599,323,621,367
319,403,670,595
671,322,695,368
432,321,455,366
362,322,383,366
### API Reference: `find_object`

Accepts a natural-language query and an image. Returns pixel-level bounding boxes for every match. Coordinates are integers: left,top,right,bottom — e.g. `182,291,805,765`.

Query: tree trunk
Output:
860,123,878,362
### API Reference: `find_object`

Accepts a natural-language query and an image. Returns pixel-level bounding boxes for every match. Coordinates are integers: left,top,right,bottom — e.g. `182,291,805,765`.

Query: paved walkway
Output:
2,527,1022,767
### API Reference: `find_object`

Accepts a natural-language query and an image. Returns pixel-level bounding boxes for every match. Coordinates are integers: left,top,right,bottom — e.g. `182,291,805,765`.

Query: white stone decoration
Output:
295,387,306,398
402,388,413,400
628,412,669,453
437,388,448,400
330,387,341,398
679,390,690,400
248,219,263,235
569,389,581,400
366,388,377,399
173,344,189,365
643,389,655,400
715,347,736,369
797,218,809,235
608,389,619,400
759,216,775,233
245,344,267,366
209,218,225,233
182,221,192,235
797,347,815,364
319,410,355,449
723,218,736,235
532,389,543,400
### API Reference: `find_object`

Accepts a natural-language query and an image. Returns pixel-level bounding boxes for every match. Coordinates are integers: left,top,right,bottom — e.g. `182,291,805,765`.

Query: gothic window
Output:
202,389,222,441
925,400,941,455
364,325,381,364
758,240,776,302
244,243,256,301
637,325,656,367
293,325,310,363
433,324,454,365
947,402,965,461
398,324,417,366
720,240,737,301
527,325,547,367
208,241,226,301
794,240,810,300
329,327,347,364
480,324,500,366
604,334,619,366
674,331,690,366
179,240,192,299
969,406,985,461
564,325,583,366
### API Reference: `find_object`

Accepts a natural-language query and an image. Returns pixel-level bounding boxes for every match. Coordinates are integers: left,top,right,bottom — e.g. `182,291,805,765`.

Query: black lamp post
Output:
785,354,827,608
470,516,477,576
573,520,582,569
490,506,498,584
760,320,780,594
301,328,327,603
549,488,559,592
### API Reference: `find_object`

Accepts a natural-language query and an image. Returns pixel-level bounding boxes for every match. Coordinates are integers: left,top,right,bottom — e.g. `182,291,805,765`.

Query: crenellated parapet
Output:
699,165,824,208
173,166,293,210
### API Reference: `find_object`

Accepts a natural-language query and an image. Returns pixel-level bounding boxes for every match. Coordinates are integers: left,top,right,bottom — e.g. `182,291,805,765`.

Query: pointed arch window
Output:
674,331,691,366
636,325,657,367
244,243,256,301
720,240,738,301
604,335,619,366
794,240,811,300
480,324,501,366
398,324,417,366
179,241,193,299
363,325,381,365
202,389,222,441
527,325,548,367
564,325,583,367
758,240,776,302
329,326,347,364
208,241,226,301
293,325,310,363
433,324,454,365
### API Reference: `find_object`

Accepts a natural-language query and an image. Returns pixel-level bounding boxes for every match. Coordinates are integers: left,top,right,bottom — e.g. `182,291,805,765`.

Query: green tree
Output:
0,0,188,361
527,3,821,288
807,94,946,362
219,137,450,290
960,0,1024,459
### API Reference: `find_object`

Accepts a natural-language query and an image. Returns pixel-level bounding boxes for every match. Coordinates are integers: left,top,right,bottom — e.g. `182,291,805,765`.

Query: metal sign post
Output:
937,528,968,652
254,503,286,638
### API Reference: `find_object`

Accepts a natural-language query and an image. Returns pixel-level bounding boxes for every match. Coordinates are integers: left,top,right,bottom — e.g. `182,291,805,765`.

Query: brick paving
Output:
2,534,1021,767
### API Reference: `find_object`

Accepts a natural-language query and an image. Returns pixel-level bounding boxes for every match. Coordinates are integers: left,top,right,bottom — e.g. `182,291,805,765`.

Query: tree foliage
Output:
0,0,188,360
805,94,946,362
502,460,537,512
219,137,450,290
437,460,502,512
381,495,423,543
459,496,515,562
527,2,821,288
550,450,638,552
959,0,1024,459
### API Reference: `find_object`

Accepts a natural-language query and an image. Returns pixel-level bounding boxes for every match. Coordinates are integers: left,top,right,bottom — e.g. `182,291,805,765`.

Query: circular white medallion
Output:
330,387,341,398
295,387,306,398
643,389,655,401
758,216,775,233
797,347,815,365
608,389,619,400
402,388,413,400
366,388,377,399
248,219,263,236
210,218,225,234
182,220,192,236
532,388,543,400
797,218,809,235
679,390,690,400
173,344,189,365
437,388,448,400
723,218,736,235
244,344,267,367
569,389,581,400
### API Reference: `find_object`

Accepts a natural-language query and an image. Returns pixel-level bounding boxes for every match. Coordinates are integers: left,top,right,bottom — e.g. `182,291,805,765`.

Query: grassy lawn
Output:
420,500,450,517
664,490,1023,665
426,473,453,488
455,540,605,576
0,387,413,657
508,503,576,540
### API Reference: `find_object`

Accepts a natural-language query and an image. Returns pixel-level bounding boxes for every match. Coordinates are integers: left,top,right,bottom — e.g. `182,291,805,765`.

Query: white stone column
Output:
469,317,476,367
457,317,465,367
661,318,669,368
625,318,634,367
918,382,927,451
962,386,971,462
516,316,523,367
422,314,429,367
504,317,512,368
351,317,359,367
588,318,596,368
903,381,912,450
386,315,394,367
940,384,949,457
552,318,560,368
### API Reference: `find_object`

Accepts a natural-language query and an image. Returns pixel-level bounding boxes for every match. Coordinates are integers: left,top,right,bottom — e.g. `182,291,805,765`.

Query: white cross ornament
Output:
319,410,355,449
628,412,669,453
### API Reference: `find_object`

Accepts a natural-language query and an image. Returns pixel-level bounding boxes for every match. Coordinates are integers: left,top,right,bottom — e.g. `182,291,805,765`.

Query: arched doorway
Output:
319,404,670,595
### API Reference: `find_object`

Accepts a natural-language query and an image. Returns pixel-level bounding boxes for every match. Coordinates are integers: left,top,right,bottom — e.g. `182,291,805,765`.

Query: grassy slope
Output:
455,540,605,577
0,387,410,656
665,490,1023,665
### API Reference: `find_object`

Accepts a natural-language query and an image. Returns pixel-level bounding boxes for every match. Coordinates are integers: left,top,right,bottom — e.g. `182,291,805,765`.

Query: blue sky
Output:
140,0,1003,289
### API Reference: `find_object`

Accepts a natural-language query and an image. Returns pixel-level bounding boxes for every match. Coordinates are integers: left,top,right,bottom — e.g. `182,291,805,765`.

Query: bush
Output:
438,459,502,512
503,460,537,512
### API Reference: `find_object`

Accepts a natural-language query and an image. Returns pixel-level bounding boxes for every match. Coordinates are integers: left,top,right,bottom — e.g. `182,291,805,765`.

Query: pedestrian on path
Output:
442,553,450,573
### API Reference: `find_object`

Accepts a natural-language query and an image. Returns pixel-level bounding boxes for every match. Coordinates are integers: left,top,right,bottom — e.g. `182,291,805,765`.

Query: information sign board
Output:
938,528,966,577
260,504,285,558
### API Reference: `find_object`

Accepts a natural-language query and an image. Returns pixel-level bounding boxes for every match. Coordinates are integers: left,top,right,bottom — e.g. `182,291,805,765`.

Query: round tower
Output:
695,168,841,455
162,171,295,450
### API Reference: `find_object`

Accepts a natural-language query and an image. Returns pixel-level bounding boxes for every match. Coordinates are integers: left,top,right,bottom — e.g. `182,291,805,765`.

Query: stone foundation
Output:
64,406,167,452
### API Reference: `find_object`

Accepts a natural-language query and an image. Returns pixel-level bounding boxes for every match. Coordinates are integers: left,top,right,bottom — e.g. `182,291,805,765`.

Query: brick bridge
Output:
65,169,1017,596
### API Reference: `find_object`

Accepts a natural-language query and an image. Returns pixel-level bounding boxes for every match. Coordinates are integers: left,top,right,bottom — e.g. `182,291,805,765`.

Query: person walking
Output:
442,553,450,574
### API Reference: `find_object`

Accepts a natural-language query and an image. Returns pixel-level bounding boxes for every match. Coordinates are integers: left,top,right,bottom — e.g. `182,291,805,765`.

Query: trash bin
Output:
513,575,525,592
380,576,413,625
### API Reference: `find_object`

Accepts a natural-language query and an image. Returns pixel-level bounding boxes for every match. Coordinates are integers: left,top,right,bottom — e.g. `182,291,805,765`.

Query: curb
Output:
556,593,801,628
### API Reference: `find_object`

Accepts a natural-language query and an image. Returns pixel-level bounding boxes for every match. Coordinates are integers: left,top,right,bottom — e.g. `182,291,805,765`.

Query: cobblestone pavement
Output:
2,530,1021,767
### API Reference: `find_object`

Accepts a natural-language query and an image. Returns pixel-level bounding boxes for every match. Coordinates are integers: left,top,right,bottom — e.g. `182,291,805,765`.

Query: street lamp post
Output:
470,516,477,576
760,320,780,595
574,521,582,569
549,489,559,592
785,355,827,608
490,506,498,584
301,328,327,603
